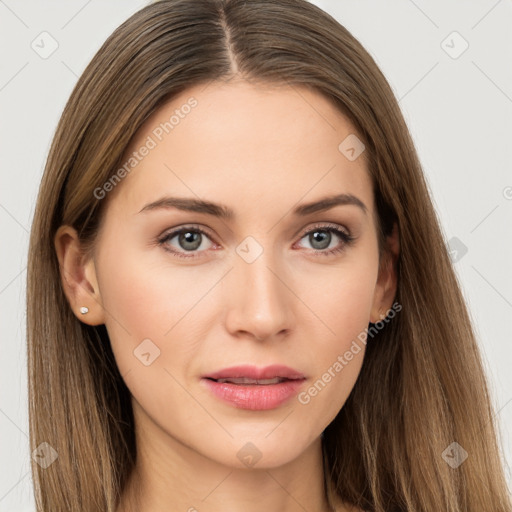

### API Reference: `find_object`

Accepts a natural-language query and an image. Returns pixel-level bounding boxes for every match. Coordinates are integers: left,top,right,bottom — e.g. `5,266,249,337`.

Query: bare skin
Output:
55,77,398,512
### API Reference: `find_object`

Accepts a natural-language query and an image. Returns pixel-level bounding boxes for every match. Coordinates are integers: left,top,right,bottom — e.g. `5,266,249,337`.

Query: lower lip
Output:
201,378,305,410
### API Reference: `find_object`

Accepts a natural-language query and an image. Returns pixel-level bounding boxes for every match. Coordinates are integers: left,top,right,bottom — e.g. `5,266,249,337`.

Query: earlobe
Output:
54,225,105,325
369,222,400,323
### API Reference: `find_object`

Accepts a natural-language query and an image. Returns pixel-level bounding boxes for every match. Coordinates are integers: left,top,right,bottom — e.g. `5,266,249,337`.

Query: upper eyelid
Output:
159,224,216,243
298,222,350,236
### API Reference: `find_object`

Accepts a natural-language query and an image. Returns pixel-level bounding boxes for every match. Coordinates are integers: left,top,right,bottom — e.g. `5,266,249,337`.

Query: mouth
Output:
200,365,306,410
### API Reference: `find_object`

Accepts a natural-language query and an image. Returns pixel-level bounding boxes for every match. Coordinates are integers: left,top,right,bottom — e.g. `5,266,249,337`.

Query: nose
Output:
223,248,294,342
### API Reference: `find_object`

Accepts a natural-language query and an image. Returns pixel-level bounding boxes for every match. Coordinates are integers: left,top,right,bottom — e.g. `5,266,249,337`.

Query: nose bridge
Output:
225,236,293,339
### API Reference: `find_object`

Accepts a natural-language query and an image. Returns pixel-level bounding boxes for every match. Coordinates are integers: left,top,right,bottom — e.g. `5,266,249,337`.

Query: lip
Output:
201,365,306,411
203,364,305,381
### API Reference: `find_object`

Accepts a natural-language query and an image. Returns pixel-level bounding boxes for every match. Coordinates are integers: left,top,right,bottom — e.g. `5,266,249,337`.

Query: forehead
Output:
105,79,373,221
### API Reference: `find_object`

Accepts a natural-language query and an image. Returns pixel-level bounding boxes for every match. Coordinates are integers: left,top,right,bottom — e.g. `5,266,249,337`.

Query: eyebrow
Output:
138,193,367,218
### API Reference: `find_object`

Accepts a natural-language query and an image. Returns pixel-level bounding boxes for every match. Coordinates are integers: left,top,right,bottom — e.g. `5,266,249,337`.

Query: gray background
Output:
1,0,511,510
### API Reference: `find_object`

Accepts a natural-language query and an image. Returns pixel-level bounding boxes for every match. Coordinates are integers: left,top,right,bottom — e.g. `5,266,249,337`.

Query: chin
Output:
196,428,320,471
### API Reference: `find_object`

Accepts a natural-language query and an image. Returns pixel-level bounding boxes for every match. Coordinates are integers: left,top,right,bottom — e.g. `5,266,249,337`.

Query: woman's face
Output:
82,79,386,468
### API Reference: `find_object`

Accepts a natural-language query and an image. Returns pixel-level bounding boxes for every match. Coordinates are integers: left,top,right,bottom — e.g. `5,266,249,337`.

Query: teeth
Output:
216,377,285,385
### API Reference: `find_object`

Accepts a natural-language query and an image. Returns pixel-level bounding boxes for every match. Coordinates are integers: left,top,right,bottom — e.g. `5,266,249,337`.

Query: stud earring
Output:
79,306,89,314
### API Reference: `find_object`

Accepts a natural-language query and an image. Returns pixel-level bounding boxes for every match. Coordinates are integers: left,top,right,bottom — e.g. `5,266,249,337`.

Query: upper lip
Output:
203,364,306,381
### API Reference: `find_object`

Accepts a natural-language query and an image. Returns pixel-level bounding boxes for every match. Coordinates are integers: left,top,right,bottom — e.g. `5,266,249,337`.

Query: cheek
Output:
324,270,376,342
295,255,377,417
98,229,221,325
95,243,226,383
302,249,378,346
95,250,216,422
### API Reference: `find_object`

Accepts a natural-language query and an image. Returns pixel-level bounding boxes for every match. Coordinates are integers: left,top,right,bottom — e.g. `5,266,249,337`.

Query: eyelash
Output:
157,223,355,260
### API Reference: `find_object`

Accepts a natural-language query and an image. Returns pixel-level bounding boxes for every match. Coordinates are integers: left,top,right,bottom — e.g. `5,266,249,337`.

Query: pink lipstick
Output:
201,364,306,410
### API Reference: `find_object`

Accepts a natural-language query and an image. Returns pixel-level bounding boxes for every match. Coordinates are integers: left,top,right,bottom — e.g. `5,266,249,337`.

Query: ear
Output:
54,225,105,325
369,221,399,323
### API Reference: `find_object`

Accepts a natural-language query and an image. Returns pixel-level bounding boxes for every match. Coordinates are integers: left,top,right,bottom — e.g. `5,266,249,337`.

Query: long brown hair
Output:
27,0,511,510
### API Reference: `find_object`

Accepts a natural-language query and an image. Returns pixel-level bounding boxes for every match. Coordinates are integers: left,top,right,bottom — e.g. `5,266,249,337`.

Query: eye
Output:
295,223,354,256
157,225,217,259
